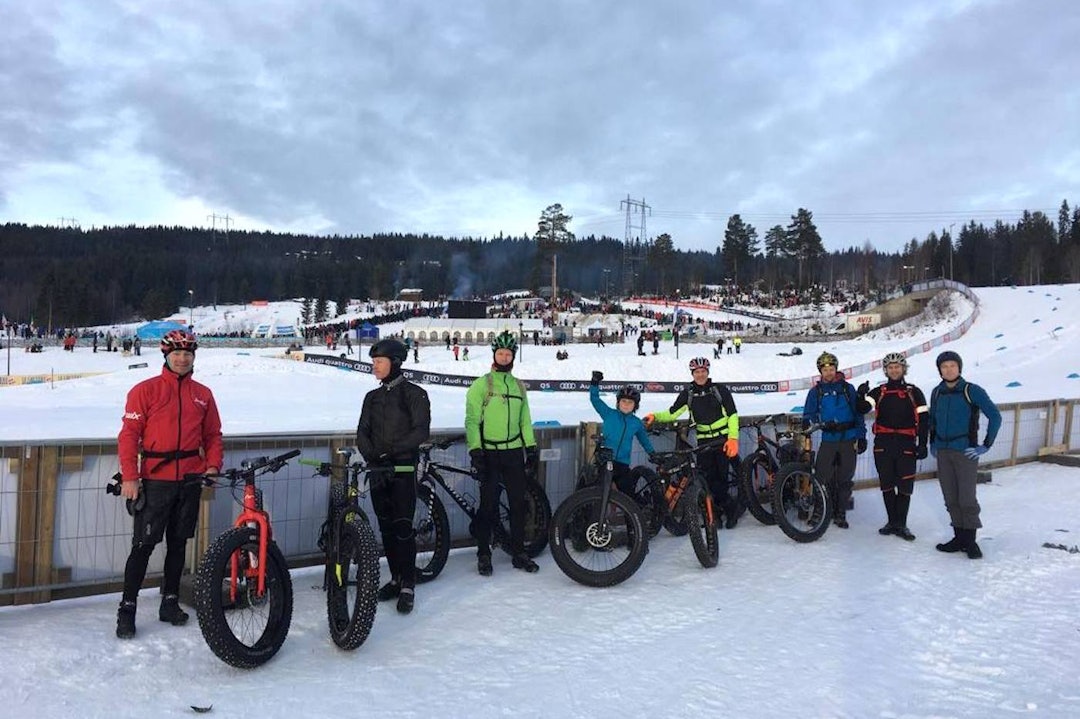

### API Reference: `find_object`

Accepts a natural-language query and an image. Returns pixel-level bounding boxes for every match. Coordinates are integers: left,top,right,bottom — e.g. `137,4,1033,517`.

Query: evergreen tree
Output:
721,214,758,285
648,233,676,293
785,208,824,289
301,297,314,324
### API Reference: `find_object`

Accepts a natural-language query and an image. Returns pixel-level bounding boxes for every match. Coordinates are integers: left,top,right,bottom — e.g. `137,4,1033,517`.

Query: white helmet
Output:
882,351,907,374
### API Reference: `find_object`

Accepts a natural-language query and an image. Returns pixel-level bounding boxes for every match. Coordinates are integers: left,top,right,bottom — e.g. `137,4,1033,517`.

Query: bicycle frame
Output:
207,449,300,603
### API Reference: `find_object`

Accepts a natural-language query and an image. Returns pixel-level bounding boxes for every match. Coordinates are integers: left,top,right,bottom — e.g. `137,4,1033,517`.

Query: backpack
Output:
930,383,979,444
871,383,919,436
814,381,859,429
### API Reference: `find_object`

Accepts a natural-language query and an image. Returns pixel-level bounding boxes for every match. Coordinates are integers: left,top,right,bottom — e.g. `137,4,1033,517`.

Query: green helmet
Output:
491,331,518,355
816,351,838,370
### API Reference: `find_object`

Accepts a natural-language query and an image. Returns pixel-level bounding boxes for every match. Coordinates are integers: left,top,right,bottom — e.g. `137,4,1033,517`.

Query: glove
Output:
524,446,539,475
469,449,486,477
914,444,928,460
821,421,840,432
855,438,867,455
964,445,989,460
724,438,739,458
643,413,655,427
857,381,869,398
590,370,603,386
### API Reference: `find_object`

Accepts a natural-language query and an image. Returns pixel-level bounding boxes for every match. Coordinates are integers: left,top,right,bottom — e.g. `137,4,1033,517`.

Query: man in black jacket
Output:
356,338,431,614
857,352,929,541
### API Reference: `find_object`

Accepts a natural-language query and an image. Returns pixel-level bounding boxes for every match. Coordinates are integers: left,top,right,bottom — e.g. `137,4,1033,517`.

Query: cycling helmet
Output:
882,351,908,374
935,350,963,373
491,331,518,356
688,357,710,372
816,351,838,370
369,338,408,365
160,329,198,355
616,385,641,411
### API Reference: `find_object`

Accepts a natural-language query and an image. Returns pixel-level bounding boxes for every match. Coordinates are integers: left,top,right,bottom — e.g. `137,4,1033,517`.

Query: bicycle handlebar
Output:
183,448,301,484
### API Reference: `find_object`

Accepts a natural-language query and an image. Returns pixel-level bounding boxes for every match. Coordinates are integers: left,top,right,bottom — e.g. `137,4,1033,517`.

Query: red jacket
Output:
118,367,224,481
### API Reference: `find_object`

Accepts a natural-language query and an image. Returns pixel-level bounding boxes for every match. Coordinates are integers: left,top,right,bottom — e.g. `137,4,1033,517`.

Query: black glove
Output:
856,381,869,398
914,444,928,460
856,438,868,455
822,421,840,432
590,370,603,386
469,449,486,477
524,446,539,475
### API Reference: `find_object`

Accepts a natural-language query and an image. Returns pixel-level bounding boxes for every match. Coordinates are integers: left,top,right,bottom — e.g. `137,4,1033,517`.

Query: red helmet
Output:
160,329,198,355
688,357,710,372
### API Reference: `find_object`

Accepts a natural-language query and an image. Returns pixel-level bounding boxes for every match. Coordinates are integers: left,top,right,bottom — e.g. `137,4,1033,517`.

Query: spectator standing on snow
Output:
802,352,867,529
928,351,1001,560
857,352,928,541
115,330,222,639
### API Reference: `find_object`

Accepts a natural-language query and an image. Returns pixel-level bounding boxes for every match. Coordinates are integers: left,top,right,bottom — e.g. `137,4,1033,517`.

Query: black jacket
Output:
356,374,431,465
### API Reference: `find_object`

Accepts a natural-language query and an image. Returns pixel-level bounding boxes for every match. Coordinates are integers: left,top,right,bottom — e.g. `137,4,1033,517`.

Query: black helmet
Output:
369,338,408,365
616,385,641,411
935,350,962,373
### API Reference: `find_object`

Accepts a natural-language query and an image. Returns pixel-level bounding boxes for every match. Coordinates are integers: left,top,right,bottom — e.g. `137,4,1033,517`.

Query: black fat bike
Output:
413,436,552,582
548,441,650,587
771,422,832,543
739,414,801,526
299,448,381,651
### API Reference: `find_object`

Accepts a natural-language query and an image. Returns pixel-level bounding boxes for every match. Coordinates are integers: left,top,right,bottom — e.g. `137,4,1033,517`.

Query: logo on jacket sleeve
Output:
123,411,142,421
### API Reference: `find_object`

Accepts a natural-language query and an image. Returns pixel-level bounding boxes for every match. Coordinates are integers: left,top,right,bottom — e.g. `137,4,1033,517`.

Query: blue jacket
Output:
590,385,655,465
803,374,867,442
929,378,1001,452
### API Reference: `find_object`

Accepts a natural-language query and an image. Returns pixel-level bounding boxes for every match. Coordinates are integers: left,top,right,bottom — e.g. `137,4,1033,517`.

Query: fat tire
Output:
771,462,832,543
496,478,552,558
740,453,778,526
414,484,450,583
682,485,719,568
548,486,649,587
193,527,293,669
325,515,379,650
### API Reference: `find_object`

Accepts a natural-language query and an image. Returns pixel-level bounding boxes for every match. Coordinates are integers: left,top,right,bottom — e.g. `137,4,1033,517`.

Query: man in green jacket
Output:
465,331,540,575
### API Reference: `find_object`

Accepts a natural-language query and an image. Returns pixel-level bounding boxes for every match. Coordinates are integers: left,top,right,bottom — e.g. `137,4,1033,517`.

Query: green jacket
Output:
465,371,536,451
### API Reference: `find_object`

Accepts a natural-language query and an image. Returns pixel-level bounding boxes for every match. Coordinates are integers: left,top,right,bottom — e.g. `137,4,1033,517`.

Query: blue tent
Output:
136,320,188,340
358,322,379,340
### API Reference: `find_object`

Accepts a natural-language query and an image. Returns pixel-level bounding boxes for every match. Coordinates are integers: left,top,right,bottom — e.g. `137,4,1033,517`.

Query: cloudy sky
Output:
2,0,1078,252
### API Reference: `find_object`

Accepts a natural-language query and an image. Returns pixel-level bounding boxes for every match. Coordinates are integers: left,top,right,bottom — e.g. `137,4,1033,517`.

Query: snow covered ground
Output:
1,284,1079,717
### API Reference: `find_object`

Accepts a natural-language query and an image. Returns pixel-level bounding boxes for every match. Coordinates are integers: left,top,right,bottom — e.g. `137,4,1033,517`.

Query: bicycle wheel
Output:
415,484,450,583
771,462,832,543
548,486,649,587
496,478,552,558
627,465,665,538
681,483,719,568
193,527,293,669
326,514,379,650
740,452,778,526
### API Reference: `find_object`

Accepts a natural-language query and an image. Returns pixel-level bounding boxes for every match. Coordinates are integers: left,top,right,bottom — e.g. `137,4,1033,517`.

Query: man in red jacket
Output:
115,330,224,639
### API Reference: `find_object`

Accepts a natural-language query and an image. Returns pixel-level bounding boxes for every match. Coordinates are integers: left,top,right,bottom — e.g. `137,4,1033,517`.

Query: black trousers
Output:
122,479,201,602
872,434,917,495
698,448,740,516
815,440,857,516
370,470,418,587
473,448,527,556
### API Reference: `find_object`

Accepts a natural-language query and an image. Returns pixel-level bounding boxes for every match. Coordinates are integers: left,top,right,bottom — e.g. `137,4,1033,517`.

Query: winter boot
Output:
878,491,897,535
833,510,849,529
477,553,493,577
396,587,415,614
512,554,539,573
116,600,137,639
964,528,983,559
158,594,189,626
377,579,401,602
936,528,965,553
892,494,915,541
